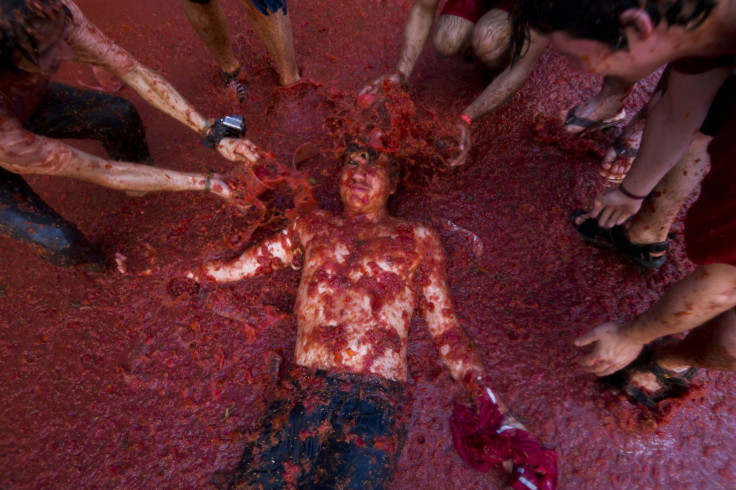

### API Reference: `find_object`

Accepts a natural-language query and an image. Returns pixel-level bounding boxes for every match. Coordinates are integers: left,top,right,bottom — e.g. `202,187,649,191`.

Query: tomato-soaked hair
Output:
0,0,67,71
510,0,718,62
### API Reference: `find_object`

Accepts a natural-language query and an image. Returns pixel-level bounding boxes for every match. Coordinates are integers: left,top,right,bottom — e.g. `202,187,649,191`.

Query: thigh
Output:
315,394,406,489
24,83,131,140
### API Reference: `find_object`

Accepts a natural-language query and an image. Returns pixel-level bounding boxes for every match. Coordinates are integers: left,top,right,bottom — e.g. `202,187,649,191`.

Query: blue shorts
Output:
187,0,287,15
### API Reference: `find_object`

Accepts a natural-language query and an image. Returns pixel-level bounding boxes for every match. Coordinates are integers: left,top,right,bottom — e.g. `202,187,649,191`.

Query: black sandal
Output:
563,106,626,134
600,346,698,408
570,210,669,270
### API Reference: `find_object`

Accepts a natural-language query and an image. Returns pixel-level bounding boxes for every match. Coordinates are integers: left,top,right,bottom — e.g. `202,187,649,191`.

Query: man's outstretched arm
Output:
63,0,259,164
189,223,300,283
415,226,511,410
0,117,231,197
576,263,736,376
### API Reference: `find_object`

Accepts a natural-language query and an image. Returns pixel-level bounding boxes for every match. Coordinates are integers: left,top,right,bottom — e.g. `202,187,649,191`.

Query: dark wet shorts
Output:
187,0,287,15
228,366,407,489
700,75,736,137
439,0,513,23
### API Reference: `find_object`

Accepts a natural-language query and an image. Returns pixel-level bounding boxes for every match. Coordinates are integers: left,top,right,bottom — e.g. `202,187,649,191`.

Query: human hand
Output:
447,117,472,167
205,174,234,200
575,321,644,376
591,187,643,228
359,72,404,98
216,137,260,164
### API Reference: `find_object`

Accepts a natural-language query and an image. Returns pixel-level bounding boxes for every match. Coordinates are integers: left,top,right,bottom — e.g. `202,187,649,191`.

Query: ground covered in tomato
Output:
1,0,734,488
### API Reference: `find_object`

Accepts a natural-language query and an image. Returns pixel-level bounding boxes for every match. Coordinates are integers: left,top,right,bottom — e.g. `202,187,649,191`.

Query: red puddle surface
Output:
1,0,735,487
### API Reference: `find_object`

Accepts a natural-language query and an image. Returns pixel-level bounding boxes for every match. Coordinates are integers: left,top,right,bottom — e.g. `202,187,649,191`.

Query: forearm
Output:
119,63,208,134
197,228,297,282
461,35,547,121
622,264,736,343
396,0,439,77
55,147,208,192
621,67,730,196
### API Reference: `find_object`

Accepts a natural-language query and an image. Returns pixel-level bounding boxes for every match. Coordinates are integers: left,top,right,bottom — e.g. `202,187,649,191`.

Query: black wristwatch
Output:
201,115,246,149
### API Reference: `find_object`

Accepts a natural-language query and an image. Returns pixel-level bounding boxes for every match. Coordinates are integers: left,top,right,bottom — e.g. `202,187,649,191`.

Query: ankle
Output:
624,224,669,247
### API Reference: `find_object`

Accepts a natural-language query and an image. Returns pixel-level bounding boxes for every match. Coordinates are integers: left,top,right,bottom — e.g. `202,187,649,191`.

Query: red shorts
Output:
439,0,514,24
684,123,736,266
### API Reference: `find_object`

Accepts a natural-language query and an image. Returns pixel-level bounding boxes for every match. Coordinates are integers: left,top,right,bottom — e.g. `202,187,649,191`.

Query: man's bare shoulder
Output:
292,208,339,241
405,221,441,247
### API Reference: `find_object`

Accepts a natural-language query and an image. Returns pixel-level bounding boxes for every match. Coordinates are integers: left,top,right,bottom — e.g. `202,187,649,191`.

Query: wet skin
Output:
200,151,486,383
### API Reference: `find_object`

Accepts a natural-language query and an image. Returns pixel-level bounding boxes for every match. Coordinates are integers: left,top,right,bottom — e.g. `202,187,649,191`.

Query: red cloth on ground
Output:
450,396,557,490
684,120,736,266
439,0,513,23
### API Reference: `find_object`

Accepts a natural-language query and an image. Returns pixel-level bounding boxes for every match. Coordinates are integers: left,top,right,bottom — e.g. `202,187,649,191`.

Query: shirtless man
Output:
361,0,632,166
513,0,736,406
0,0,261,268
182,0,300,102
189,144,551,488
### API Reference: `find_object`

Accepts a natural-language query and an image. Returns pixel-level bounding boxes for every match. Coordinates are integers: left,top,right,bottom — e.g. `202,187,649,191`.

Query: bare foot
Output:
600,119,644,182
563,101,626,135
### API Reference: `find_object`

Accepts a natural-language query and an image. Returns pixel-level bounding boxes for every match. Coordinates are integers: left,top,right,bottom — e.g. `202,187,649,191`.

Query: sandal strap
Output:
610,226,669,256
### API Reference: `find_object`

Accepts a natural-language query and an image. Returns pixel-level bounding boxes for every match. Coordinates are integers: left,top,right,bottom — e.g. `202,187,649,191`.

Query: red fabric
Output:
439,0,512,23
450,396,557,490
684,122,736,266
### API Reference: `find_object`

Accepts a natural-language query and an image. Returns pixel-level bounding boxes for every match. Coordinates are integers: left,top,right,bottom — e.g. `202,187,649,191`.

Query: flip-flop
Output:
570,210,669,270
563,106,626,135
600,139,640,183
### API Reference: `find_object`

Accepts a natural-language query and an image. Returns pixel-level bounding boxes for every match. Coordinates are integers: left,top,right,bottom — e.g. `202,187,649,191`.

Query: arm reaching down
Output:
591,65,731,228
64,0,260,165
576,263,736,376
447,31,548,166
360,0,441,96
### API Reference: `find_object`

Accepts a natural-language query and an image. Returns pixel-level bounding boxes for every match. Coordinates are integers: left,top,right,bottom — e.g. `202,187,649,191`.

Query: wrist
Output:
395,70,408,88
203,170,214,193
201,115,246,149
616,320,650,345
459,114,472,127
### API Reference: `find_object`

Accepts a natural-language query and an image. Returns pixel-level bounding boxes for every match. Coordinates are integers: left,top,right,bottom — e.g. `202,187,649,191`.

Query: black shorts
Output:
700,75,736,137
23,83,150,164
227,366,408,489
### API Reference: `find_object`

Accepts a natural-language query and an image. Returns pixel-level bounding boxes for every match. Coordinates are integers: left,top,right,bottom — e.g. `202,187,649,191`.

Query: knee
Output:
471,11,511,70
103,97,144,134
432,16,473,57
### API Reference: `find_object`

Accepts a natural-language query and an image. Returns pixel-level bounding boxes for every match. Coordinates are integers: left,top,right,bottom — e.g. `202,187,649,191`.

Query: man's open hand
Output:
447,118,471,167
359,72,404,98
216,137,260,164
575,321,644,376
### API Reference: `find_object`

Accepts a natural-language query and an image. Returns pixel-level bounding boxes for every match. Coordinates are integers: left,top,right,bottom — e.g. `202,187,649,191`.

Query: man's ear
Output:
620,8,654,42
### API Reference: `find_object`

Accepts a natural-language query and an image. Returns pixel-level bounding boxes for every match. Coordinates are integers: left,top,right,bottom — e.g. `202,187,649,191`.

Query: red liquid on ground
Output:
1,0,734,488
